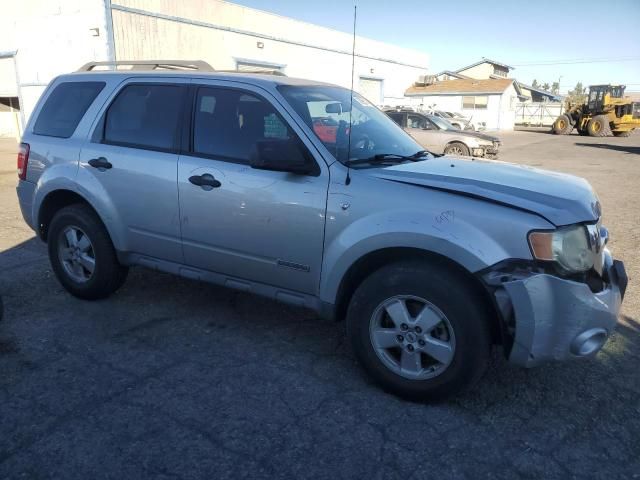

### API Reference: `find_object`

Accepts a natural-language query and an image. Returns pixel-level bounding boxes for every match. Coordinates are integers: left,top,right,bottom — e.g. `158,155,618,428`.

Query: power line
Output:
512,56,640,66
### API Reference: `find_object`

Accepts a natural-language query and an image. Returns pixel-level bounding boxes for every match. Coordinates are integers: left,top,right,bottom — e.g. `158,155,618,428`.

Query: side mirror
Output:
250,139,316,175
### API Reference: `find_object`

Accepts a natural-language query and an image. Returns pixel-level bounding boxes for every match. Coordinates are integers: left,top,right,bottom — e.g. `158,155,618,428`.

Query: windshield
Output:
278,85,423,165
428,114,456,131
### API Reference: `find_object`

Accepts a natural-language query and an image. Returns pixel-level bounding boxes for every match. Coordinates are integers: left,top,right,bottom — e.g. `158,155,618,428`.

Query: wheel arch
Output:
37,189,116,247
331,247,505,345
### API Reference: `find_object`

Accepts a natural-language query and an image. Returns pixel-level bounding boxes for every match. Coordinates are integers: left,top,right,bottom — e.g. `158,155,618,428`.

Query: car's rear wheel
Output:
444,142,470,156
346,260,491,400
48,204,128,300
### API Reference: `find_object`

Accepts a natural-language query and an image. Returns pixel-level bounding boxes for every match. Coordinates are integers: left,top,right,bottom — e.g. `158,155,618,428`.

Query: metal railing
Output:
77,60,214,72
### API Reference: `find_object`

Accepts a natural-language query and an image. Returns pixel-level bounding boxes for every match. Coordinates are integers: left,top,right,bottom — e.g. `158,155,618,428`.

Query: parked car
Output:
385,110,501,158
442,111,485,131
430,111,465,130
16,62,627,400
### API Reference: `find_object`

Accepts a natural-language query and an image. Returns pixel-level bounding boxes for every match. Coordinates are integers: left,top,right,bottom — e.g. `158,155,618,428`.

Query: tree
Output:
551,82,560,94
567,82,587,104
542,82,551,91
532,79,539,88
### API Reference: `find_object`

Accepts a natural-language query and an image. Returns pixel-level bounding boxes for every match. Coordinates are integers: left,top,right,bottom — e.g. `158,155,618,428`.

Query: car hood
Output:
441,129,499,143
369,156,600,226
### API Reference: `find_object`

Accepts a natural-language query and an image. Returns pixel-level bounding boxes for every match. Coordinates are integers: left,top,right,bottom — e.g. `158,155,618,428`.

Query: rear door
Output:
79,78,187,262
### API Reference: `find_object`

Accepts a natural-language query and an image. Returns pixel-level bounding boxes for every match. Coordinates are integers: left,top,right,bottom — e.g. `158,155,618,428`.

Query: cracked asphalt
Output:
1,132,639,479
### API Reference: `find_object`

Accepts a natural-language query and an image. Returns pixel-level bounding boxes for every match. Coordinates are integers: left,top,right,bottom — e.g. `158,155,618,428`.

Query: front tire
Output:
552,114,572,135
346,260,491,401
444,142,470,156
48,204,128,300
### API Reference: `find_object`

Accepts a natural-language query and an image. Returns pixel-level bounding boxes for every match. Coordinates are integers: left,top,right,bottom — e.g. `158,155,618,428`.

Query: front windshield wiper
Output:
345,150,430,166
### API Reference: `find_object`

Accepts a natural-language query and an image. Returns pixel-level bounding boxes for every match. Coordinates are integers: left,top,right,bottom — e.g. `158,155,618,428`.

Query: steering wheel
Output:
352,133,373,151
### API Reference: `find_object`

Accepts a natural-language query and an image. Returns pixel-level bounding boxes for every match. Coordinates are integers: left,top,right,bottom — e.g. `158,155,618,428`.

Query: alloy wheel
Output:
58,226,96,283
369,295,456,380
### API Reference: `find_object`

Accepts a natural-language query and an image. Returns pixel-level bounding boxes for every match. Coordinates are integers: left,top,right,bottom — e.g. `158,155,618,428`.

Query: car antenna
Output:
345,4,357,186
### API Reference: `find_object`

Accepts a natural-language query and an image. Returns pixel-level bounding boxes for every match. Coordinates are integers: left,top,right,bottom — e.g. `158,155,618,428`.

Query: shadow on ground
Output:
575,142,640,155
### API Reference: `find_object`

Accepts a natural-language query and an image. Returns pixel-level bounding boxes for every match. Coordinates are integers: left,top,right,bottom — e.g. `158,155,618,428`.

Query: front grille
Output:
633,102,640,119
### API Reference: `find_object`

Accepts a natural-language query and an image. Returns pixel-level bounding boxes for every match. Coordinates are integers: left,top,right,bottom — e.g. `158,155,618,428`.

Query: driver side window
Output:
408,114,429,130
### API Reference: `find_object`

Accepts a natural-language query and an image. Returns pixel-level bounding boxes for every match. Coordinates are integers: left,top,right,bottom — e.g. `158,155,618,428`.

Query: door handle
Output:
88,157,112,170
189,174,221,189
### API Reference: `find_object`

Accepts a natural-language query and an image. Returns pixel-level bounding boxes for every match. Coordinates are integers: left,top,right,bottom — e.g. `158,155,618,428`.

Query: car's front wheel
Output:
444,142,470,156
346,260,491,401
48,204,128,300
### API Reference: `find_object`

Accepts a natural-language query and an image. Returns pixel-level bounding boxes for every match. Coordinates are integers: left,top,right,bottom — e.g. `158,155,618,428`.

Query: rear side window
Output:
104,84,186,152
33,82,105,138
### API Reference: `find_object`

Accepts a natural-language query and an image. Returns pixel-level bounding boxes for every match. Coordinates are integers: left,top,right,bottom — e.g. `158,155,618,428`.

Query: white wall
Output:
110,0,428,104
0,0,112,126
0,0,429,126
406,85,518,131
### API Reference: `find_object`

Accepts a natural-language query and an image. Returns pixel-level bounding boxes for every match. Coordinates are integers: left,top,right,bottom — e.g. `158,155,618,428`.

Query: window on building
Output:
193,87,293,163
104,84,186,151
492,67,507,78
462,96,488,110
33,82,105,138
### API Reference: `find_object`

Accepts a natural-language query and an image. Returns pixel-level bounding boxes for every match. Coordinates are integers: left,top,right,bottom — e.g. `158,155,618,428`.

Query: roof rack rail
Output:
77,60,214,72
216,69,287,77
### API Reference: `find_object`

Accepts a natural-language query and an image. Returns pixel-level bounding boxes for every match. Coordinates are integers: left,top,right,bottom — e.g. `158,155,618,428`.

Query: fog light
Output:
472,148,484,156
570,328,608,356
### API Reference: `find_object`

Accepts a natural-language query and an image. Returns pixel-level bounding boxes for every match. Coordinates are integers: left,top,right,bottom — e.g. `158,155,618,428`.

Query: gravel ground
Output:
0,131,639,479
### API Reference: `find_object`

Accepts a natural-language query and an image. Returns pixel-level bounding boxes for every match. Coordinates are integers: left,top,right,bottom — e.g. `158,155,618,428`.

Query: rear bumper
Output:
499,251,625,367
16,179,36,231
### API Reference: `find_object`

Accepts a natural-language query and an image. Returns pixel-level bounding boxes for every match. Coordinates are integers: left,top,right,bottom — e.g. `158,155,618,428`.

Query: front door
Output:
177,83,329,294
405,113,441,153
79,80,187,262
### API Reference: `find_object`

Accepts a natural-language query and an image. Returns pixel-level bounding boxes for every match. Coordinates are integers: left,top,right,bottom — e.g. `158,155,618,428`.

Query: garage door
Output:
358,77,383,104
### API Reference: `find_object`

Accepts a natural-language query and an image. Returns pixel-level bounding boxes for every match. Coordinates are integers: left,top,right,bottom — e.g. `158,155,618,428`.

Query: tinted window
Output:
387,112,404,126
193,88,292,163
407,114,427,129
104,84,185,151
33,82,105,138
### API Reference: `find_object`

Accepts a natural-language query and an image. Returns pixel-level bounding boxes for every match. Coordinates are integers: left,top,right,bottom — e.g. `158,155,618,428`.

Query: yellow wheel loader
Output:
553,85,640,137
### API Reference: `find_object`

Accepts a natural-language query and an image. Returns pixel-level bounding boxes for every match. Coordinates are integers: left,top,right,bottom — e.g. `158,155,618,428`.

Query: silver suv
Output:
16,61,627,400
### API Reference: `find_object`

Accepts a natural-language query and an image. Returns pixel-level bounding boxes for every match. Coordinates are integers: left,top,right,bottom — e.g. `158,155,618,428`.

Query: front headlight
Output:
528,225,595,273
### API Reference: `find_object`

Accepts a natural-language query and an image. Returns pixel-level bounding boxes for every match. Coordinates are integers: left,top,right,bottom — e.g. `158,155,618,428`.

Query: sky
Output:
231,0,640,93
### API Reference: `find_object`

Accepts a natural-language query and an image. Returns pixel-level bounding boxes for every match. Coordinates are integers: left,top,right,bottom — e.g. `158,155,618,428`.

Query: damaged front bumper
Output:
486,250,627,368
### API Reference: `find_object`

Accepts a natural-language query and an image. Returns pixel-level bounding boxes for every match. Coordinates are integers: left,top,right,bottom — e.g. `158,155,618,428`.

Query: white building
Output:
405,78,520,131
0,0,429,139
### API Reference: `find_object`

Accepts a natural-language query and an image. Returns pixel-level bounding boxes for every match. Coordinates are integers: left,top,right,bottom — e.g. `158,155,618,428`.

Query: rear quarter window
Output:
33,81,105,138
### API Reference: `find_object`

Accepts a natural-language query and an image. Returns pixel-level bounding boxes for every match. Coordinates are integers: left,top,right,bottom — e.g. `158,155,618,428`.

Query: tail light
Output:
17,143,30,181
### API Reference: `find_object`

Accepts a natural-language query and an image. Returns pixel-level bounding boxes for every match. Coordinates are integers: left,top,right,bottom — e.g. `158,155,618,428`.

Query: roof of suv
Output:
61,70,335,90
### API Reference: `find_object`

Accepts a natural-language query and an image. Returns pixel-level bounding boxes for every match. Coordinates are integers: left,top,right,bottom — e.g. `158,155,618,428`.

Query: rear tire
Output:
552,114,572,135
444,142,470,156
613,131,631,137
48,204,128,300
587,115,612,137
346,260,491,401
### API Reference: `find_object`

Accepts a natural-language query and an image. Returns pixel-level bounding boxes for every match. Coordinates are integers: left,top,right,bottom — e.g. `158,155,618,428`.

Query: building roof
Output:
405,78,515,96
455,58,514,73
517,81,562,99
434,70,471,80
